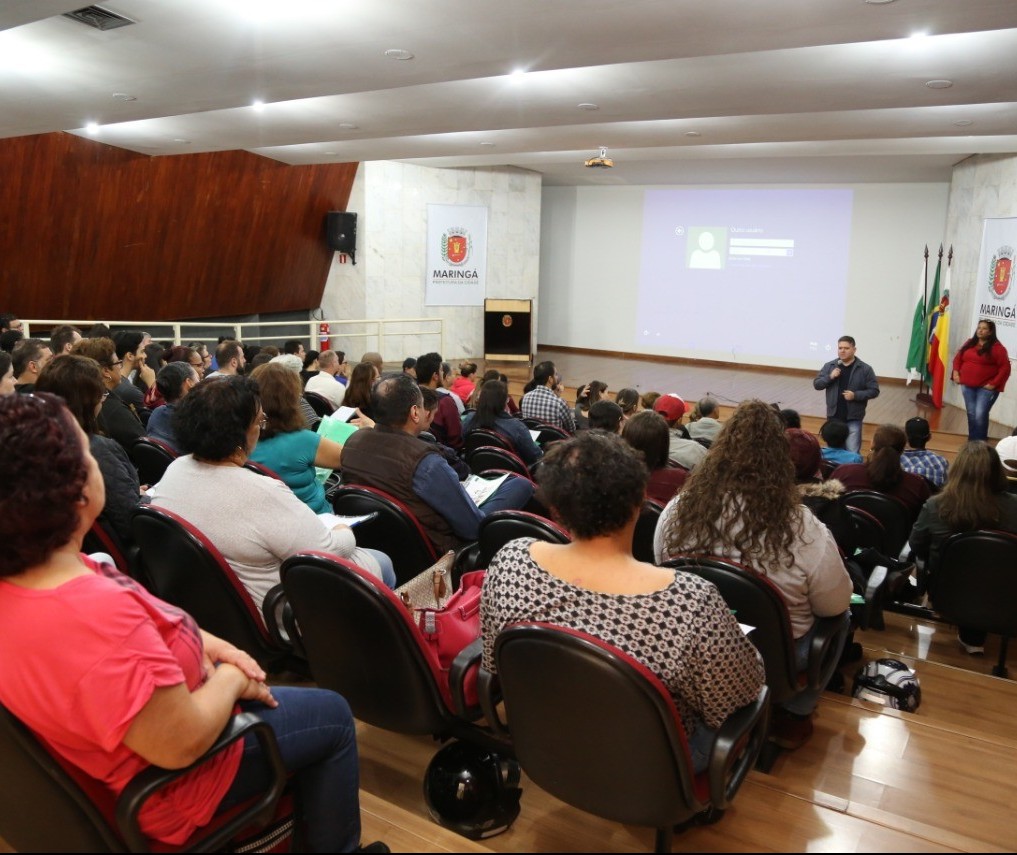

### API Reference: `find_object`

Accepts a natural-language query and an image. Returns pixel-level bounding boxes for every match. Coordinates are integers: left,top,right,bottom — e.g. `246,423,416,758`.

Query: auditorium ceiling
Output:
2,0,1016,185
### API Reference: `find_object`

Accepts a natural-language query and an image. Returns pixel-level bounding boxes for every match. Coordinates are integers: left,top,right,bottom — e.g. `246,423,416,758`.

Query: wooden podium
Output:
484,299,532,362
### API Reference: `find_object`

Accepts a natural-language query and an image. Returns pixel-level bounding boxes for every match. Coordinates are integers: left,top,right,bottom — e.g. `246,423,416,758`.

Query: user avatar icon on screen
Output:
688,228,725,270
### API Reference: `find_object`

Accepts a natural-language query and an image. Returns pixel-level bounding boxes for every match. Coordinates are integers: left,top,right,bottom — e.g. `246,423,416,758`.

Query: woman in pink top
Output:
0,394,379,852
952,319,1011,441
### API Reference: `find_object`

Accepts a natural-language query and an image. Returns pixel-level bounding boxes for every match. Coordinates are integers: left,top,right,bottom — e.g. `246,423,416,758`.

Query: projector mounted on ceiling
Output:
584,146,614,168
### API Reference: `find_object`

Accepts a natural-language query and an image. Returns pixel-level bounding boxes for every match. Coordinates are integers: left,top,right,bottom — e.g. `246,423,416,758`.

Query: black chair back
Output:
474,509,571,569
494,623,768,852
280,552,471,736
843,490,912,556
331,484,439,584
464,427,513,454
664,556,802,703
128,436,178,486
0,702,289,853
0,702,125,851
844,505,888,554
303,391,335,417
466,445,532,480
633,500,664,564
82,518,135,578
932,530,1017,676
131,505,302,674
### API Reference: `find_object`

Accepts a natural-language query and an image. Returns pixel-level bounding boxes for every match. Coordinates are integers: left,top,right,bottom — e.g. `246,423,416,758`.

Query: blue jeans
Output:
217,687,361,853
365,548,397,588
783,611,851,716
961,385,999,442
846,420,863,455
481,474,535,515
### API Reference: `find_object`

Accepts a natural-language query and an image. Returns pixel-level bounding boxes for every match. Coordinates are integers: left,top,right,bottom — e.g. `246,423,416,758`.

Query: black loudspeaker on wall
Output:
325,211,357,264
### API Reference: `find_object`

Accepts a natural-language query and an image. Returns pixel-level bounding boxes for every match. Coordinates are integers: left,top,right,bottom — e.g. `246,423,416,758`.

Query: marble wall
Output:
944,153,1017,428
320,161,542,363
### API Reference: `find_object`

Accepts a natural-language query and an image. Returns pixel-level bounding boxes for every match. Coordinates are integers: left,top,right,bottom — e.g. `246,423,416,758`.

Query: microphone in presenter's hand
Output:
836,360,845,368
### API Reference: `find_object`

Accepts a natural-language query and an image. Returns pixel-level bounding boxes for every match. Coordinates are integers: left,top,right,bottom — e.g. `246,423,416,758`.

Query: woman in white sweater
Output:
151,376,394,612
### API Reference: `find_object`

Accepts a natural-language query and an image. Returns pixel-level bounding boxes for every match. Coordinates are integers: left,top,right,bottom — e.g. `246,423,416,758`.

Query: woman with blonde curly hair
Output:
653,399,851,748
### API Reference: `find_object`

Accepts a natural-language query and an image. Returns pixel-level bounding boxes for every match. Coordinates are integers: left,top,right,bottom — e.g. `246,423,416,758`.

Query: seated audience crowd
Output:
6,316,1015,831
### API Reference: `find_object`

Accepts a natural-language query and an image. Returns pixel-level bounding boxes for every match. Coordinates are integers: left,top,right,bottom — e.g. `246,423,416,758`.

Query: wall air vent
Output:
63,5,136,31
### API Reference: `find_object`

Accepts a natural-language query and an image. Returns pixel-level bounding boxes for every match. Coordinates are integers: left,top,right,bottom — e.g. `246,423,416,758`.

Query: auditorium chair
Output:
464,427,514,455
302,391,335,418
0,705,291,853
664,555,848,771
82,518,137,580
130,505,307,677
491,623,769,853
128,436,178,487
931,530,1017,678
843,490,913,558
466,445,534,481
331,484,440,585
632,500,665,564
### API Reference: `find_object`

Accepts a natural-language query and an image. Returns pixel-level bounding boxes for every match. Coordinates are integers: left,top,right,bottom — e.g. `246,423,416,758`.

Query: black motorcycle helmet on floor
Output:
423,741,522,839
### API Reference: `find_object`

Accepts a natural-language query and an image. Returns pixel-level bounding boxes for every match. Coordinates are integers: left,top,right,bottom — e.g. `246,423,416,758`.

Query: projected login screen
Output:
635,189,854,364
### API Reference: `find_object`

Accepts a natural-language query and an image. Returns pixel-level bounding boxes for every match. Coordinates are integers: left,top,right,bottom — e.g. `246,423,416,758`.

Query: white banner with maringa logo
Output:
425,204,488,306
972,217,1017,354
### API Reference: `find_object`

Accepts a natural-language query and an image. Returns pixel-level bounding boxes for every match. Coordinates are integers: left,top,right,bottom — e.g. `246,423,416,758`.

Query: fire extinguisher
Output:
319,322,330,352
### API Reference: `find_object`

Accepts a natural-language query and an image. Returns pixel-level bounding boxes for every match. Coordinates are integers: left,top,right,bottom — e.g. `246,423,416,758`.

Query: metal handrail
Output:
21,316,444,359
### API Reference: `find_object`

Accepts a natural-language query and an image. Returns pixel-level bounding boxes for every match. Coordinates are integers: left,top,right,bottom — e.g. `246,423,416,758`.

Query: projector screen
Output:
635,189,854,363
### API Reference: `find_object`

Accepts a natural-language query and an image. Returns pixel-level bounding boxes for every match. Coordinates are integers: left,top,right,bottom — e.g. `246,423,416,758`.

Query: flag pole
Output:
915,244,934,407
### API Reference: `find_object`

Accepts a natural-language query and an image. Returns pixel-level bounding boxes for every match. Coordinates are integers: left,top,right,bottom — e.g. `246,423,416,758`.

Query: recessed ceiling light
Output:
173,138,191,144
338,122,358,130
577,103,599,111
925,79,953,89
953,120,973,127
684,131,702,138
251,99,265,111
324,151,338,156
479,141,496,147
909,31,928,40
384,49,414,60
111,92,136,101
863,0,897,5
85,122,99,135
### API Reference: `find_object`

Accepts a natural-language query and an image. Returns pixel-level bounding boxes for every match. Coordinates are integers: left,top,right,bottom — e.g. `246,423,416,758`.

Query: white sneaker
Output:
957,634,985,655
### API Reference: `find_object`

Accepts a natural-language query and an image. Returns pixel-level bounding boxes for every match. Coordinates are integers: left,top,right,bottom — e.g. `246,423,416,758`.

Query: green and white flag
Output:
905,255,927,384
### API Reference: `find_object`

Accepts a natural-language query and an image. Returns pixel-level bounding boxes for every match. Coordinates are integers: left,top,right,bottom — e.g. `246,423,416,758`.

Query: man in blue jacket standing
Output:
813,336,879,454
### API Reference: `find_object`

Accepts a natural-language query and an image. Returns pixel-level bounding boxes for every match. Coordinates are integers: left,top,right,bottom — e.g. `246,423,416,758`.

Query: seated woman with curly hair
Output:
481,431,764,772
150,375,394,612
830,424,932,520
654,399,851,749
0,393,381,852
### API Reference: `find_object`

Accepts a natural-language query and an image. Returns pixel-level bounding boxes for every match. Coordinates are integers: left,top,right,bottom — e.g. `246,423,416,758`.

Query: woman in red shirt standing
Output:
952,319,1011,441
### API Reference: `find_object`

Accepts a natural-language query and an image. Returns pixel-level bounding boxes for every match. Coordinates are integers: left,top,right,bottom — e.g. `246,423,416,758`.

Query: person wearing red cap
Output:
653,393,707,470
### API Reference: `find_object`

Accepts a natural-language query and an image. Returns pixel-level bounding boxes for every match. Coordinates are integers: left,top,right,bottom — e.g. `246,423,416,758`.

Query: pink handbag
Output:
414,570,485,707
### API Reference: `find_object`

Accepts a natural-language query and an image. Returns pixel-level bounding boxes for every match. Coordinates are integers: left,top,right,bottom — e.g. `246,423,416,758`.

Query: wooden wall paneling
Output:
0,132,358,321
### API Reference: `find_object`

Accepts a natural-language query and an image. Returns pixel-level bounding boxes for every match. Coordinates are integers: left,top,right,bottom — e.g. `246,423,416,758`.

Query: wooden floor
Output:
357,609,1017,853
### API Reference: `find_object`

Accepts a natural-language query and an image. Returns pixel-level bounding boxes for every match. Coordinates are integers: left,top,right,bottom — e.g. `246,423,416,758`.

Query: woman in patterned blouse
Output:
480,431,764,772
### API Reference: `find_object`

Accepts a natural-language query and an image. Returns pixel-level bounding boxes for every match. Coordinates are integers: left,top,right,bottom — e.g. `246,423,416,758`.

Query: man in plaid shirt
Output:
900,417,949,489
520,361,576,433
